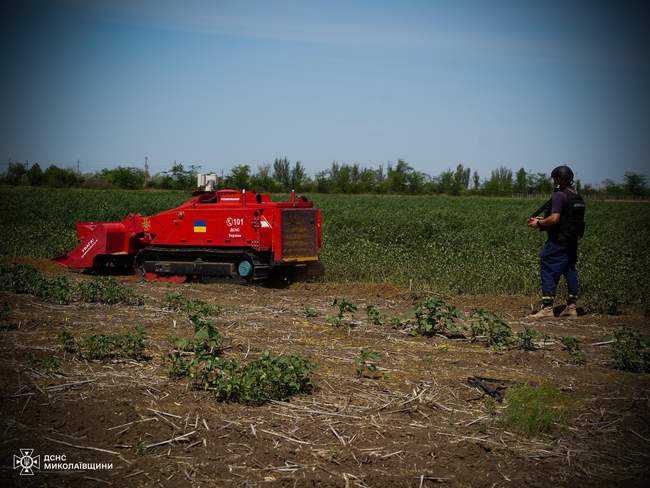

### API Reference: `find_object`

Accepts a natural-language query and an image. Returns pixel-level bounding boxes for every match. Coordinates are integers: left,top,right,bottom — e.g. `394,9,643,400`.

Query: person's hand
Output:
527,217,541,229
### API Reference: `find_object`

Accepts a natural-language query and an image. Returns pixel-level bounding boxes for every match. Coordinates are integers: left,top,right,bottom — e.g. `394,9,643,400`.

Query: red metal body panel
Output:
55,190,322,275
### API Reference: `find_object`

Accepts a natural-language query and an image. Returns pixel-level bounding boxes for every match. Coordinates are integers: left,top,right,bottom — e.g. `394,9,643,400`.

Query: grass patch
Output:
0,265,143,306
560,336,586,365
77,276,143,305
162,292,222,317
611,328,649,373
500,383,574,436
28,353,62,372
60,325,147,360
0,264,74,304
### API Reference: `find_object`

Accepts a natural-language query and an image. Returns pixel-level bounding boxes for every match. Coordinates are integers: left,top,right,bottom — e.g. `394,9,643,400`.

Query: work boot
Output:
529,306,554,319
560,304,578,318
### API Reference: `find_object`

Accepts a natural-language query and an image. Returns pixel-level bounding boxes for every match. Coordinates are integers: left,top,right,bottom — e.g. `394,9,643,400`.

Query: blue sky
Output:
2,0,648,185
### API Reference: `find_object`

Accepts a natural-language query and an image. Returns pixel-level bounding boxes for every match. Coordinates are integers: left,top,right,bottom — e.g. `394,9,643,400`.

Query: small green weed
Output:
355,349,382,378
135,440,147,456
28,353,61,372
162,292,221,317
560,336,586,365
470,309,514,348
60,325,147,360
484,397,497,416
77,277,143,305
500,383,574,436
304,307,319,318
413,297,463,337
365,305,383,325
611,328,649,373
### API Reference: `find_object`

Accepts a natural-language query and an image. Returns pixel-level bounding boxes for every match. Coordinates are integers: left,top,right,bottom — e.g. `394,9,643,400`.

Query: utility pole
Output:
144,156,150,187
77,159,80,174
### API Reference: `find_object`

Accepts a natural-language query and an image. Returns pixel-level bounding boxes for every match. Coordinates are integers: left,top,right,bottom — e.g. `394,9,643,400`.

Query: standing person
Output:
527,165,586,318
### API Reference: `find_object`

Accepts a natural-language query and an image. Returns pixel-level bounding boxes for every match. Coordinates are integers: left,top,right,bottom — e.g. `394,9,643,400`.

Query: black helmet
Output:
551,165,574,183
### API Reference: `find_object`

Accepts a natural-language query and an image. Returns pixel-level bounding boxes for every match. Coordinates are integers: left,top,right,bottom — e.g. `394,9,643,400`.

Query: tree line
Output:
1,158,647,197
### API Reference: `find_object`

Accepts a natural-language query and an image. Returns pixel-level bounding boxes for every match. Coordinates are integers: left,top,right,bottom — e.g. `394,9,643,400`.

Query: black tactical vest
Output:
558,188,586,243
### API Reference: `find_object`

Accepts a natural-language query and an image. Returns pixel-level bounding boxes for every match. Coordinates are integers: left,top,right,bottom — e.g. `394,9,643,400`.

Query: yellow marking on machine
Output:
281,256,319,262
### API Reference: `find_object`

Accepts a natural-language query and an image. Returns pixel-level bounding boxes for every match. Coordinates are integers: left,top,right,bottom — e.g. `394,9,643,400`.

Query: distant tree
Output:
291,161,307,191
26,163,44,186
227,164,251,189
43,165,80,187
101,167,145,189
436,170,454,194
514,168,527,194
623,172,647,196
534,173,554,194
314,170,331,193
387,159,412,193
484,166,513,195
251,164,276,192
452,163,470,194
4,162,27,185
472,171,480,191
273,158,291,191
602,179,622,195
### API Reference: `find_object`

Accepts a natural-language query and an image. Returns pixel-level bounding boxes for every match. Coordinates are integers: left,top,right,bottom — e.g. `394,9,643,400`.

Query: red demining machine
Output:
54,186,323,284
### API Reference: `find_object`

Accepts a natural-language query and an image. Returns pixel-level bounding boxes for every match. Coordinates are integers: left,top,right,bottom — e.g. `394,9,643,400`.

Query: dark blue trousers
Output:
540,239,579,306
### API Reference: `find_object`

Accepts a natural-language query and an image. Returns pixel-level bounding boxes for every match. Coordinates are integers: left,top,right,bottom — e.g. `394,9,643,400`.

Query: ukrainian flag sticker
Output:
193,220,207,233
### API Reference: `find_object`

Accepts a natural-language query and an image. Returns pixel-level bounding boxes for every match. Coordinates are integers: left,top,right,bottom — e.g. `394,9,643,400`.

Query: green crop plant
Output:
516,327,542,351
331,298,357,327
28,353,62,372
167,315,223,376
60,325,147,360
611,328,649,373
0,264,74,304
413,297,463,337
189,352,317,404
500,383,574,436
355,349,382,378
560,336,586,365
365,305,384,325
470,309,514,348
162,292,222,317
333,298,356,319
77,276,143,305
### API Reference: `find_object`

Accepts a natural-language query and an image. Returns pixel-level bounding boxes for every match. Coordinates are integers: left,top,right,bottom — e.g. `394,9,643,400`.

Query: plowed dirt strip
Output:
1,260,649,487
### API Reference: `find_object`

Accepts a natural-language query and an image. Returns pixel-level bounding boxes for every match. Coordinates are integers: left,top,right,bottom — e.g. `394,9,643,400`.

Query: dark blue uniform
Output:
540,190,580,307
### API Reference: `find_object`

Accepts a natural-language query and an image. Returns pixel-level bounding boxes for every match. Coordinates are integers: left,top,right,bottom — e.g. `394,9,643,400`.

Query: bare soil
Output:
1,259,649,487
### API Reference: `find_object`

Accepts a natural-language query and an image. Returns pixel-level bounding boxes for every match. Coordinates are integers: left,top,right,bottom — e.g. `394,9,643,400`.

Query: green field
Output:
1,187,648,313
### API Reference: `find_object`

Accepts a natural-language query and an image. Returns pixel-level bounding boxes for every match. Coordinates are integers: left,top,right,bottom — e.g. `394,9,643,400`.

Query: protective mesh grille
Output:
281,209,317,258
